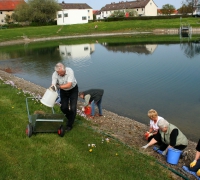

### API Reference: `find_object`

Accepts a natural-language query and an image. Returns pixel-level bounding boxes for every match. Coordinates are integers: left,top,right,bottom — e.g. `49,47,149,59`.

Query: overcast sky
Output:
58,0,184,10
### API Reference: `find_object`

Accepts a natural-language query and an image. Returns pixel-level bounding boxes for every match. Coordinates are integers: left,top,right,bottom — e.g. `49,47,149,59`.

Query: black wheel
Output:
58,125,65,137
26,124,33,137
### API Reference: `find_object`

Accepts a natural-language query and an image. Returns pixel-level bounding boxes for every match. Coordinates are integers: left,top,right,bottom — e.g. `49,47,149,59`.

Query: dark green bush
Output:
104,15,192,22
2,23,23,28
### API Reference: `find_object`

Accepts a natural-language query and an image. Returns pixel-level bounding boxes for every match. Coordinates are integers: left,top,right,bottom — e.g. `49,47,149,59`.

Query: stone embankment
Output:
153,28,200,34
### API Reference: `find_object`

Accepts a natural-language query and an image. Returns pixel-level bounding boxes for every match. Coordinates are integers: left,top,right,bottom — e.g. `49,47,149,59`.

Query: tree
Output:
161,4,176,15
179,0,200,15
109,10,125,18
12,3,30,22
179,2,194,15
4,14,12,24
12,0,61,24
126,10,138,17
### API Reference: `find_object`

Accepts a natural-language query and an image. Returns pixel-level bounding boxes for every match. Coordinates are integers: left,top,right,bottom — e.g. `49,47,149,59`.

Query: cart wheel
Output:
58,125,65,137
26,124,33,137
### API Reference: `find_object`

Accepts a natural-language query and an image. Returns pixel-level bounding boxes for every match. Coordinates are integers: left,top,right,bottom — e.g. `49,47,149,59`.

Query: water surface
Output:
0,41,200,141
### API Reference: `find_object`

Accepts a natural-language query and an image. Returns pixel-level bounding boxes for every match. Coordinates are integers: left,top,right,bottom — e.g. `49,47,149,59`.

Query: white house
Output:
0,0,25,24
57,2,93,25
98,0,157,19
57,9,88,25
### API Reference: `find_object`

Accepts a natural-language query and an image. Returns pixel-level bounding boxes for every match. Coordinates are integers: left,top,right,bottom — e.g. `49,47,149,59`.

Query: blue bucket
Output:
167,148,182,165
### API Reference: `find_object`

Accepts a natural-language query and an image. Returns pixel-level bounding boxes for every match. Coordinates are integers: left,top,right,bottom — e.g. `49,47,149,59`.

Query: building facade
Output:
98,0,157,19
57,9,88,25
0,0,25,24
57,2,93,25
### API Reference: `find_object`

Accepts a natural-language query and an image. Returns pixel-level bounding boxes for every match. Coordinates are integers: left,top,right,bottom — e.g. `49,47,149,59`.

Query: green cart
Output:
25,97,65,137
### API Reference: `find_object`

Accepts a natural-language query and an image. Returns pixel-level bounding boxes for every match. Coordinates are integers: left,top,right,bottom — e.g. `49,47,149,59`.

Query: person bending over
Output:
79,89,104,119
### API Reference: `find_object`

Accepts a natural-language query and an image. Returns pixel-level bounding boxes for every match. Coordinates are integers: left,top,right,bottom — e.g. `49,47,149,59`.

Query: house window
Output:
58,14,62,18
88,16,90,19
88,10,90,12
142,8,143,11
82,16,87,20
64,13,68,17
137,9,138,11
1,19,4,22
67,52,71,56
0,11,2,14
84,47,88,51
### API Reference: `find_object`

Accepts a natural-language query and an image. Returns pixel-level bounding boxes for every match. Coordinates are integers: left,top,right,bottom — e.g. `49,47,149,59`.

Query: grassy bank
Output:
0,34,200,54
0,80,173,179
0,17,200,42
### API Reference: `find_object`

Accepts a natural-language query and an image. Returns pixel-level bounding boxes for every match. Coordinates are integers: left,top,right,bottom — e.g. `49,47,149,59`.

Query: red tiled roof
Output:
93,10,100,15
0,0,25,11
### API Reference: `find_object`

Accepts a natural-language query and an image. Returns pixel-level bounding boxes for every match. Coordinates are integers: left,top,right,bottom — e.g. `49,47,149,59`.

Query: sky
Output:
58,0,183,10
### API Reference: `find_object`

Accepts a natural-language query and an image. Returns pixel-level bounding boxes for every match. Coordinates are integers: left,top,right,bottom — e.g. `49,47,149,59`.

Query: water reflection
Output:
0,42,200,142
101,43,157,54
180,42,200,58
59,44,95,59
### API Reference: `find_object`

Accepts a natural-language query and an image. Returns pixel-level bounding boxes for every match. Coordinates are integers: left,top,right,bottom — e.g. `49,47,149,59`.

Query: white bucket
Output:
40,86,58,107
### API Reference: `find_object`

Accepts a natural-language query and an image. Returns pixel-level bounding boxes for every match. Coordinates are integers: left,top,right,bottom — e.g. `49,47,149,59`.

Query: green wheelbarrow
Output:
25,97,65,137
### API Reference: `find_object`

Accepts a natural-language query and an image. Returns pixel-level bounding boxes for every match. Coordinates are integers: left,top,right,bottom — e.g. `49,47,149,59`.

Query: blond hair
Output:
147,109,158,119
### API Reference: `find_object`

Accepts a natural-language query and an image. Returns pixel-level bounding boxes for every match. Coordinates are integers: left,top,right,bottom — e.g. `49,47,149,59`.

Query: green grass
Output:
0,17,199,42
0,33,199,55
0,80,173,179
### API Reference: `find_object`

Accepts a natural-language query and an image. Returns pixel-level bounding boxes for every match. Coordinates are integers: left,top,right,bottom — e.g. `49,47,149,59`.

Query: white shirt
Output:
150,116,164,132
52,67,77,90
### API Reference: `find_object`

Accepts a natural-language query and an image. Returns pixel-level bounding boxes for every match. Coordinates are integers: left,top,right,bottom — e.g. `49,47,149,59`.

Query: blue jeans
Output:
55,89,61,104
91,97,103,116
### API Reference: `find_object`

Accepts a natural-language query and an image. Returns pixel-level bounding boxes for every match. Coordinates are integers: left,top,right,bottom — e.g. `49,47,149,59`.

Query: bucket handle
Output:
49,85,57,92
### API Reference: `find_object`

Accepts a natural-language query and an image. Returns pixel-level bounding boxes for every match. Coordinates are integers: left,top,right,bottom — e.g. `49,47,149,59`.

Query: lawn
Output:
0,17,199,42
0,79,173,180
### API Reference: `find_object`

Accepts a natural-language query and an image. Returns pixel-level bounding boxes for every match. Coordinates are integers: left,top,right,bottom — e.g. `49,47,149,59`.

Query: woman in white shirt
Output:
144,109,164,142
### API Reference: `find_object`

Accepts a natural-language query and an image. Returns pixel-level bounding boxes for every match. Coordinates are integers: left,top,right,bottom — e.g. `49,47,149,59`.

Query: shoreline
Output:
0,69,198,180
1,28,200,47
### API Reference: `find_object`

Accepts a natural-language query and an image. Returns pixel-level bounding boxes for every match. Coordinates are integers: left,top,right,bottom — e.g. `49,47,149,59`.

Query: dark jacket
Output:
83,89,104,103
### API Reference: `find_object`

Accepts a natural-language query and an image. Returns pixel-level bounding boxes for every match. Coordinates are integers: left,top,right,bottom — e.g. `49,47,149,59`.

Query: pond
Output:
0,40,200,142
